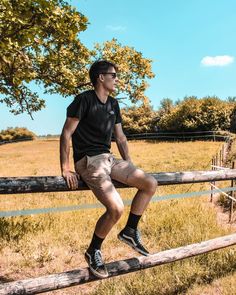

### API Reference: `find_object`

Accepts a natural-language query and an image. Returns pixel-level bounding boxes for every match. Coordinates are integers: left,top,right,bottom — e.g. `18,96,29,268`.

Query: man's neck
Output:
94,87,109,103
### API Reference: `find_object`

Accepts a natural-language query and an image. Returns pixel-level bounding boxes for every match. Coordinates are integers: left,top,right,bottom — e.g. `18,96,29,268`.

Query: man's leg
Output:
84,178,124,278
75,154,124,277
111,159,157,255
88,178,124,242
126,168,157,214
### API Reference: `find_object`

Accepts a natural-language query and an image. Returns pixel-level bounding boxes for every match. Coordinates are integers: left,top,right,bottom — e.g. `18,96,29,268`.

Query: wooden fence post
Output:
210,157,215,202
216,154,218,168
222,144,225,163
229,161,235,223
220,149,222,167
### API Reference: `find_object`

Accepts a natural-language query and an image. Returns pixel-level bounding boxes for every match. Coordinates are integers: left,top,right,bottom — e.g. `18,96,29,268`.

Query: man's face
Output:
100,66,118,92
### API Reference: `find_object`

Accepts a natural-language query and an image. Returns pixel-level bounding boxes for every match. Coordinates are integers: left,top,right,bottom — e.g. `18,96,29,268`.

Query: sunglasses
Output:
100,72,118,79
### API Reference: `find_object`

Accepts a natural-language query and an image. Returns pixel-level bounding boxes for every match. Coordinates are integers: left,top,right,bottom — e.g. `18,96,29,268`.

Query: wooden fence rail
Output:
1,169,236,194
0,233,236,295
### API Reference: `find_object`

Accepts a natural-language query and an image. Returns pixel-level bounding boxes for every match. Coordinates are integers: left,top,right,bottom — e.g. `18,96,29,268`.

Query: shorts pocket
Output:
75,156,87,173
86,155,91,168
86,154,108,168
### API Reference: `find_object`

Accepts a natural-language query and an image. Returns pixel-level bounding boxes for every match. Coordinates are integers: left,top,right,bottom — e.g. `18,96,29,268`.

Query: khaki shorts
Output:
74,153,139,199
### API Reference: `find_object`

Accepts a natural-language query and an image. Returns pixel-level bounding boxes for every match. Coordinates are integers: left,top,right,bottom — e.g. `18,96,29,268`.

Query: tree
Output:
0,0,91,118
159,98,174,115
199,96,232,130
230,106,236,133
158,97,201,131
93,38,155,105
0,2,155,118
158,96,235,131
121,103,157,134
227,96,236,103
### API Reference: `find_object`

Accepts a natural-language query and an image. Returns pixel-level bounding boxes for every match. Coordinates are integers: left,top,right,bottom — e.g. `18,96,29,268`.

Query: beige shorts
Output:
74,153,139,198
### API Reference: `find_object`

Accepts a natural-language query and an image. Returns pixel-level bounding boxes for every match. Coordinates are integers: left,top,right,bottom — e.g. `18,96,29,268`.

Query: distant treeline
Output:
2,96,236,140
121,96,236,134
0,127,36,142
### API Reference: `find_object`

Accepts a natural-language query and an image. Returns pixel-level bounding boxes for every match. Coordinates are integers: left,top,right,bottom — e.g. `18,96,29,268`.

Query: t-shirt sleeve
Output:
115,100,122,124
66,94,88,120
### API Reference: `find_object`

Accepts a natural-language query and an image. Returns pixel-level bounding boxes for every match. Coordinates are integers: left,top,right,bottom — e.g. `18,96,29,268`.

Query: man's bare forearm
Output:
116,136,131,161
60,133,71,174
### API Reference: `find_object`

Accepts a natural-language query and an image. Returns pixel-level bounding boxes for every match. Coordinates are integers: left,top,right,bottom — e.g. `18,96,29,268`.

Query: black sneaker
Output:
118,226,150,256
85,249,108,278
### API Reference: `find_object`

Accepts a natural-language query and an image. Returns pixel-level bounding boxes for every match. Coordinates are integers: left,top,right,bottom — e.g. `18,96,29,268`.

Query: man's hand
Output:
62,170,80,190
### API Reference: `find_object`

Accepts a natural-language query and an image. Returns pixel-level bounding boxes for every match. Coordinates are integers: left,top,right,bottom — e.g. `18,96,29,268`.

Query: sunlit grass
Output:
1,138,236,294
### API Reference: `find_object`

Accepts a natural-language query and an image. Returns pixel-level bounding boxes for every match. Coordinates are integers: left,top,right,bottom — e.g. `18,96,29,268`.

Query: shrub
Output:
0,127,36,141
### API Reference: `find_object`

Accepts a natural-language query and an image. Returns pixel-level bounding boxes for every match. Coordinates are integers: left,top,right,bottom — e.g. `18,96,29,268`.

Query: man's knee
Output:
108,203,124,223
144,175,158,194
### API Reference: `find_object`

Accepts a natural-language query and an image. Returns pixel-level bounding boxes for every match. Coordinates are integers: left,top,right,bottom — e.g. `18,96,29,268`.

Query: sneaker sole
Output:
85,255,109,279
118,234,150,256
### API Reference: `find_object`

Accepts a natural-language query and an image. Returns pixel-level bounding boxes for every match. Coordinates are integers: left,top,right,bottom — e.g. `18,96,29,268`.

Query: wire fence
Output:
1,130,235,220
0,131,232,145
0,137,33,145
113,130,232,142
1,185,236,218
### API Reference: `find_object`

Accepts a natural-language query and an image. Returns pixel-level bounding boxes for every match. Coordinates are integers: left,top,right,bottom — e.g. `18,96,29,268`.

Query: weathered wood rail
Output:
1,169,236,194
0,233,236,295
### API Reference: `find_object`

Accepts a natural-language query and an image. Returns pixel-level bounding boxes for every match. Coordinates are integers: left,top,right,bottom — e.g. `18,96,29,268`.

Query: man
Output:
60,60,157,278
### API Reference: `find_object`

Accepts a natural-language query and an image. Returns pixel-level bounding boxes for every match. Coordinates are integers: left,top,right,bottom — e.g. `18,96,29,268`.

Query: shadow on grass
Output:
0,216,48,243
93,253,236,295
0,276,14,284
164,268,236,295
0,218,33,243
155,255,236,295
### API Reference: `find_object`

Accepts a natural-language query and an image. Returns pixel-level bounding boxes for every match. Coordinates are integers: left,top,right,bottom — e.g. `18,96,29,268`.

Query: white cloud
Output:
106,25,126,32
201,55,234,67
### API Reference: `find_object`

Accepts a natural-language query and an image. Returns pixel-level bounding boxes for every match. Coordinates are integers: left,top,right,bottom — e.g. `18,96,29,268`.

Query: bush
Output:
158,96,235,131
0,127,36,142
121,103,158,134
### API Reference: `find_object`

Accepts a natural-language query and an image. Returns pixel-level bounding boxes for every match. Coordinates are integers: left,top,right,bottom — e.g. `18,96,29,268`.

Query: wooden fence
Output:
209,134,236,221
1,169,236,194
116,130,232,141
0,131,231,146
1,170,236,294
0,233,236,295
0,137,33,146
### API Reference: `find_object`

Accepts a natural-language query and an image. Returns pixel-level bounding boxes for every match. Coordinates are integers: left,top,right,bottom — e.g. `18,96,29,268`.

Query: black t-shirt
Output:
67,90,122,163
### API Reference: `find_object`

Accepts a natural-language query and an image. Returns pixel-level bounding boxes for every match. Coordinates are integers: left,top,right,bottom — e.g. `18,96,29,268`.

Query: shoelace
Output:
134,230,142,245
134,231,148,251
94,250,104,267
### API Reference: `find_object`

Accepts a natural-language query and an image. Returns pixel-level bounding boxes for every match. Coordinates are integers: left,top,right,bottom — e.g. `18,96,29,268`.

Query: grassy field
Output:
0,138,236,294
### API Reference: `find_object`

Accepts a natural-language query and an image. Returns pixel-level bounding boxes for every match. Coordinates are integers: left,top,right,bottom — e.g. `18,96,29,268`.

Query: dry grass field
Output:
0,138,236,295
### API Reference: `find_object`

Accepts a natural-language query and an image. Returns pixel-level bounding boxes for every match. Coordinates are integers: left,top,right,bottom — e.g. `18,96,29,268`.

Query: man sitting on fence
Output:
60,60,157,278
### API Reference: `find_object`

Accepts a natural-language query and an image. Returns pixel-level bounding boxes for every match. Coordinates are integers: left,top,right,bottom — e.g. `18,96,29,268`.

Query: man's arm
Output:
114,123,132,162
60,117,79,190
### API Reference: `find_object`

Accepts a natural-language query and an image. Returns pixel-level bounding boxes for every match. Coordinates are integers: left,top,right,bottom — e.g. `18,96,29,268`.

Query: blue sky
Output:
1,0,236,135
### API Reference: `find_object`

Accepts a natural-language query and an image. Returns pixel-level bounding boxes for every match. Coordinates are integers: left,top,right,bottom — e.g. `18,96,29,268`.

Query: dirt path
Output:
208,195,236,231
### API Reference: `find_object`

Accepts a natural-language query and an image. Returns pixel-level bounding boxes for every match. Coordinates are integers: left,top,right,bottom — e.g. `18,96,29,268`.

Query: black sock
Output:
87,233,104,252
125,212,142,230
